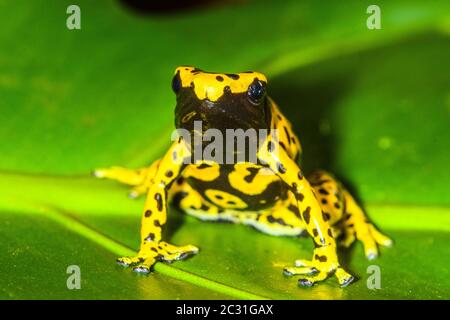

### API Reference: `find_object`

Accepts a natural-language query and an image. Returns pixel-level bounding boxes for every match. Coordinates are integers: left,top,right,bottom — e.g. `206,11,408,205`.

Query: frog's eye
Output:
172,72,182,94
247,79,266,105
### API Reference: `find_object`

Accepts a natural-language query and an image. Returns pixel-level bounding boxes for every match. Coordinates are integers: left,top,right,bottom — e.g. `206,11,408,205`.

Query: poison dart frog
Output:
94,66,392,287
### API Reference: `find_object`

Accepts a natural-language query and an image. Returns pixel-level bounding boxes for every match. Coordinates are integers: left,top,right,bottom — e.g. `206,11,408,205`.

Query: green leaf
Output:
1,0,448,173
1,173,450,299
1,0,449,299
0,212,232,299
271,33,450,205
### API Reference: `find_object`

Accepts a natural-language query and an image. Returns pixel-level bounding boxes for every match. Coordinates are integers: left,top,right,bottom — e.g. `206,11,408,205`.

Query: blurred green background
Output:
0,0,449,299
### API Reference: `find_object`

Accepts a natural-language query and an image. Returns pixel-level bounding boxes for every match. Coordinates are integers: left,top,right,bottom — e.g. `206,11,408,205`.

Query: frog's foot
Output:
93,166,148,186
117,241,199,274
93,166,156,199
283,247,354,287
341,223,393,260
127,184,148,199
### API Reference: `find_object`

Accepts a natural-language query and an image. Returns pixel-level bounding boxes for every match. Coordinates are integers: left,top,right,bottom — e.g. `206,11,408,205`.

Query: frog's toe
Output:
132,265,151,274
116,256,144,268
294,259,312,267
159,243,199,263
298,278,314,287
368,224,393,247
339,231,356,248
359,224,393,260
296,267,354,287
174,250,197,261
92,169,106,178
297,270,329,287
128,185,148,199
127,191,137,199
284,266,318,276
131,255,158,274
361,238,379,260
288,251,355,287
335,267,355,287
116,243,199,276
284,258,328,285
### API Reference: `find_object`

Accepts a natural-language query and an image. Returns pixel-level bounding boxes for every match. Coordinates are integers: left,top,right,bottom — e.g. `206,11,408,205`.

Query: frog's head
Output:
173,66,271,136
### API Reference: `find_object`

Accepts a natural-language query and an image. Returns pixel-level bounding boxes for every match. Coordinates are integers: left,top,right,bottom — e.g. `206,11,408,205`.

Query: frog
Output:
94,66,392,287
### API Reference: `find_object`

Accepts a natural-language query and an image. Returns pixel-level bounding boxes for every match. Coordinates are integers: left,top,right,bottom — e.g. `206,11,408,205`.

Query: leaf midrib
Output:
37,204,270,300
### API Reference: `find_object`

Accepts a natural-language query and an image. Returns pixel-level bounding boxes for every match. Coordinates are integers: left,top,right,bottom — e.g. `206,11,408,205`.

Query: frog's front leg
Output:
257,140,354,287
94,160,161,199
117,139,198,273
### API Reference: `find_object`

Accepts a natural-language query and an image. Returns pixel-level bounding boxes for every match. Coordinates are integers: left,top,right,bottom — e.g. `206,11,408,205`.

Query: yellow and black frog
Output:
95,66,392,287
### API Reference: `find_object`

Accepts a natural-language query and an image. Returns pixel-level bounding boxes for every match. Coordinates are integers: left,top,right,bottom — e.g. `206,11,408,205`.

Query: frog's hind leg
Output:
309,170,393,260
94,160,161,198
